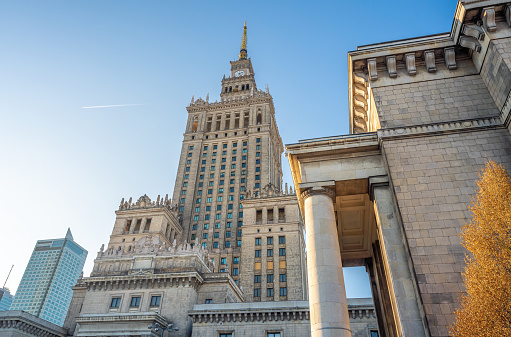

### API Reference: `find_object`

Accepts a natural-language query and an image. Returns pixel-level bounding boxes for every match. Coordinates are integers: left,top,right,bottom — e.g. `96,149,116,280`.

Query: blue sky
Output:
0,0,457,298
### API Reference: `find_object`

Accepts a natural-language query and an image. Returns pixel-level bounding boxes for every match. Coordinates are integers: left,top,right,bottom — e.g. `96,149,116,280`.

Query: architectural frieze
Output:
84,271,203,291
377,115,502,143
190,310,310,323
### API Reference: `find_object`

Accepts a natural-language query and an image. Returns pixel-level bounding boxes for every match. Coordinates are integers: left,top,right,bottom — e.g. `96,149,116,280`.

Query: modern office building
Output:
9,229,87,327
0,288,14,311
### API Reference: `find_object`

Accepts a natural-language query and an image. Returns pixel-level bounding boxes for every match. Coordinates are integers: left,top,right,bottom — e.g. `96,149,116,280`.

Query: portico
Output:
287,133,427,337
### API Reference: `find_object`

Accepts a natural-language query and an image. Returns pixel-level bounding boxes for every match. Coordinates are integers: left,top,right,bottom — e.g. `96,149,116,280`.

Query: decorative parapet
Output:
84,271,204,291
75,312,170,337
377,116,502,143
118,194,176,212
0,311,67,337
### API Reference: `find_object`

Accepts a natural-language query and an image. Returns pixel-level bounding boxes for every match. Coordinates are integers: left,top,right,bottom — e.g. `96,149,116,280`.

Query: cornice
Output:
189,309,310,323
377,115,503,144
83,271,203,291
76,312,167,325
0,314,67,337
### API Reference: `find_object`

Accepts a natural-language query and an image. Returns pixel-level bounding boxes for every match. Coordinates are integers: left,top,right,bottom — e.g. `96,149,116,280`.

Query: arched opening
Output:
256,110,262,124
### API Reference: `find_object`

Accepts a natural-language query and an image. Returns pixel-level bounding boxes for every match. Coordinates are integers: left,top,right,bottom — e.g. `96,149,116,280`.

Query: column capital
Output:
300,186,335,201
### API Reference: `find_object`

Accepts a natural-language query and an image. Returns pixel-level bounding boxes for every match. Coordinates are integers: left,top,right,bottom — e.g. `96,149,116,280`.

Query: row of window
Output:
254,248,286,257
110,295,161,309
192,221,242,230
192,212,243,221
188,139,260,152
254,274,287,283
200,241,241,249
220,333,280,337
255,237,286,245
254,287,287,297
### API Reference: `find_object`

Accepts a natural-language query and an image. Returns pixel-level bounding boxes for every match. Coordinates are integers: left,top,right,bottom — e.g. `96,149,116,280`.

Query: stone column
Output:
301,186,351,337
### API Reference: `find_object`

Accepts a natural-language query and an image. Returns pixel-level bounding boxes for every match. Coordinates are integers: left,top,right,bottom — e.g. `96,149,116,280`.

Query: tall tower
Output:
9,229,87,326
172,23,284,282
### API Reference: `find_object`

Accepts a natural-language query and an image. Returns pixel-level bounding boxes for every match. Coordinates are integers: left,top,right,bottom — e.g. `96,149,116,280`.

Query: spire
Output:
239,21,247,60
65,228,74,241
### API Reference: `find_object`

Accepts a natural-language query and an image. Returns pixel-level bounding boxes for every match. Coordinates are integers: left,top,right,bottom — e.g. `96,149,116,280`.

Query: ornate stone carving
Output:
444,47,457,70
352,74,368,133
482,7,497,32
386,55,397,78
462,24,485,41
367,58,378,81
404,53,417,76
300,186,335,201
423,50,436,73
459,36,481,52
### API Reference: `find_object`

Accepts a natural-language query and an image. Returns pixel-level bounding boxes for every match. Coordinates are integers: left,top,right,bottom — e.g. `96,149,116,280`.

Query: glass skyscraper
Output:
0,288,14,311
9,229,87,326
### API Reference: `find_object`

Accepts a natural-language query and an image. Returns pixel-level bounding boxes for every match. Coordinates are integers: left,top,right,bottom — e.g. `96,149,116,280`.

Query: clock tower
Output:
221,22,257,100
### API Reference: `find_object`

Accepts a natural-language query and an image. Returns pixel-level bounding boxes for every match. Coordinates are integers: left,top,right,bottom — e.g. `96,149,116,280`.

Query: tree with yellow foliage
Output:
450,161,511,336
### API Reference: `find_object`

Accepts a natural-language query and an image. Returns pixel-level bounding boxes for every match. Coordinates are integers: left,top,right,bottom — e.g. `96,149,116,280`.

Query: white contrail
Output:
82,103,146,109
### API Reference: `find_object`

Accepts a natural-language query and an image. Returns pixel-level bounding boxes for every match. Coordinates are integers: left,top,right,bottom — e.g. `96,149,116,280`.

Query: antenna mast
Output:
3,264,13,289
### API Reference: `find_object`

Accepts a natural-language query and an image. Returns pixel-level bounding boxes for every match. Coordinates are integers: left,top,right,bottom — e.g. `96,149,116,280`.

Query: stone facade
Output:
239,194,307,302
287,1,511,337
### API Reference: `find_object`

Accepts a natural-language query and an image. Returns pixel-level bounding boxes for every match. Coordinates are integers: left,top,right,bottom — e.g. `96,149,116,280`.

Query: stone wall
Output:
480,37,511,111
372,74,500,128
383,128,511,336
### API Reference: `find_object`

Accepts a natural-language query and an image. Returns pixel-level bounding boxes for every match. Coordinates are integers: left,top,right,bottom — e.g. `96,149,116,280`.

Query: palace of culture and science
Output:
56,23,378,337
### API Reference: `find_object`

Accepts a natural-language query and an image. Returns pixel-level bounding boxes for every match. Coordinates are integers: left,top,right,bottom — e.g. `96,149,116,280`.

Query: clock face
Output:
234,70,245,77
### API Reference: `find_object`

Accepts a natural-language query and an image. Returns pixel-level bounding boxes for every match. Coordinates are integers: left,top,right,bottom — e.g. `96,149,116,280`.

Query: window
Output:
180,198,185,203
227,222,232,228
191,234,196,240
255,167,260,172
228,204,233,209
232,268,239,275
215,223,221,229
256,138,261,143
198,182,203,187
243,148,247,153
254,288,261,297
195,207,200,212
207,197,212,203
186,167,191,172
189,146,194,150
130,296,141,307
193,215,199,221
208,189,213,194
230,179,235,184
184,174,189,179
229,195,234,201
203,233,208,239
280,287,287,296
213,242,219,248
110,297,121,308
200,167,205,172
192,224,197,230
279,274,287,282
204,223,209,229
255,175,260,180
231,164,236,169
232,156,236,161
213,145,218,149
256,159,260,164
279,248,286,256
267,274,274,283
179,206,184,212
238,230,242,236
255,183,260,188
182,190,187,195
186,160,191,164
214,232,220,238
209,181,214,186
256,145,261,150
203,146,208,150
233,257,239,264
197,190,202,195
267,249,273,257
205,214,210,220
216,213,221,219
370,331,380,337
232,149,237,154
267,288,274,297
256,152,260,157
279,236,285,244
203,153,207,157
221,258,226,265
239,212,243,217
268,333,281,337
217,205,222,211
233,143,237,147
205,299,212,304
222,157,227,163
237,240,242,247
202,243,207,248
267,237,274,245
241,178,246,183
255,238,261,245
206,206,211,211
225,241,231,248
150,295,161,306
255,250,261,257
254,275,261,283
219,188,224,193
243,141,247,146
226,231,231,238
196,198,202,203
213,151,217,156
227,213,233,218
